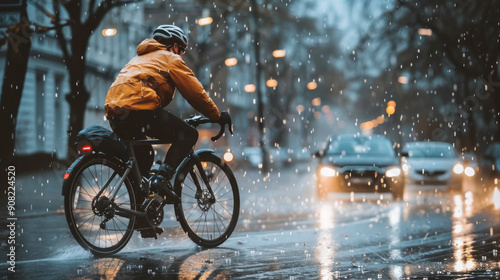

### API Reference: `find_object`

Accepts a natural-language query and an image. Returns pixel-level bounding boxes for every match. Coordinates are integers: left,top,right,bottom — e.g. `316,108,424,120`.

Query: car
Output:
460,152,478,178
478,142,500,186
314,134,405,200
401,141,463,190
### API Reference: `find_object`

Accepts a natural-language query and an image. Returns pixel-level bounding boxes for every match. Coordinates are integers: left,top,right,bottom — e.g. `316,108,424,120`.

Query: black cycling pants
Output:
109,108,198,176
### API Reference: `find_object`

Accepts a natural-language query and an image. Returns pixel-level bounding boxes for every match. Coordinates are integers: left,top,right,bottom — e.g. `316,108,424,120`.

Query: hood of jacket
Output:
136,39,167,56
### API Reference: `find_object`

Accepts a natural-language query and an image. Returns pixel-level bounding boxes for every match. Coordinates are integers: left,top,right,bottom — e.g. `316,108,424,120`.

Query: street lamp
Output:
197,17,213,26
225,58,238,67
311,97,321,106
386,100,396,115
244,84,256,93
272,49,286,58
102,28,117,37
307,81,317,90
266,78,278,88
398,76,408,84
418,28,432,36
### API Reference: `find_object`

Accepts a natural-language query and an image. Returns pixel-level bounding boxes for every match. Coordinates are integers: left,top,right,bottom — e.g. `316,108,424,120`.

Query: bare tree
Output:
50,0,141,161
355,0,500,149
0,0,31,173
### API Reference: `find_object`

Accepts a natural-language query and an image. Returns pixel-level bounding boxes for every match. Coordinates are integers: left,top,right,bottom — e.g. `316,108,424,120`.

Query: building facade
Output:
1,0,344,166
0,1,147,160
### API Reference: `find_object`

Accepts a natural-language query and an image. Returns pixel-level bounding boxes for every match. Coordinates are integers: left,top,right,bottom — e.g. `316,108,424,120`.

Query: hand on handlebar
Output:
219,112,232,131
185,112,233,141
212,111,233,141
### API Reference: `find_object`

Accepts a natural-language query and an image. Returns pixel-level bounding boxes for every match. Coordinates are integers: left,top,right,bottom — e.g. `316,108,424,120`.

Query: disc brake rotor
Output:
197,189,214,212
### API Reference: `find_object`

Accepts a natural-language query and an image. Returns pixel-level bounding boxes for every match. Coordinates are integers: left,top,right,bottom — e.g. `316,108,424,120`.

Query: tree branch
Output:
85,0,142,36
52,0,70,63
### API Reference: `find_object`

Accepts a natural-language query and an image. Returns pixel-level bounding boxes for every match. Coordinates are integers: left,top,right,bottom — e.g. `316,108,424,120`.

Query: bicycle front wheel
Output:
64,155,136,256
175,153,240,248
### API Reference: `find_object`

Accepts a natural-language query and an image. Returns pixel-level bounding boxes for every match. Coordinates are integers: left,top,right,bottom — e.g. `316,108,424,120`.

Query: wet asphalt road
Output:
1,165,500,279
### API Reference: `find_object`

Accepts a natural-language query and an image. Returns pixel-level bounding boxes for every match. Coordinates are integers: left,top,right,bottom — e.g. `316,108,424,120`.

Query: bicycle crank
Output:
142,194,165,227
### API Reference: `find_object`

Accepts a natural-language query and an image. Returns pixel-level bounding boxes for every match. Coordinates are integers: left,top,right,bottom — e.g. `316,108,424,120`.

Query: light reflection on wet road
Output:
1,168,500,279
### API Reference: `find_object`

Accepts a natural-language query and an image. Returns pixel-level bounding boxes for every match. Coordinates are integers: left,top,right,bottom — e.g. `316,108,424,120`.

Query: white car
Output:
401,142,463,190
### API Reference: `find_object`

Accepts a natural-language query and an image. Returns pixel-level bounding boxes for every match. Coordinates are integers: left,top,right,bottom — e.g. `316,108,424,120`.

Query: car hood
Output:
405,157,458,170
322,155,399,167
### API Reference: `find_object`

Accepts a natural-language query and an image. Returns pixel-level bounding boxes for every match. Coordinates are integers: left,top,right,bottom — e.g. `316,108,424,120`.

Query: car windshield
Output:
404,144,456,158
326,137,394,156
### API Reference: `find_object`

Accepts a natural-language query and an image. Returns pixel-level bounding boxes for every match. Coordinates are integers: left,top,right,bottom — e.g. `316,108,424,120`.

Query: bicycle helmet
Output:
153,25,188,49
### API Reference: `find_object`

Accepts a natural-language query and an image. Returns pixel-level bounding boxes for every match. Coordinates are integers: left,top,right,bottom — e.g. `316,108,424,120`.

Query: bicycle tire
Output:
64,155,136,256
174,153,239,248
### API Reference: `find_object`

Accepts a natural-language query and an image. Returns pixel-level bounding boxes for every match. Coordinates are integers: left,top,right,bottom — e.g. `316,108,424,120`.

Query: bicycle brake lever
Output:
211,126,224,141
227,116,233,135
210,114,233,141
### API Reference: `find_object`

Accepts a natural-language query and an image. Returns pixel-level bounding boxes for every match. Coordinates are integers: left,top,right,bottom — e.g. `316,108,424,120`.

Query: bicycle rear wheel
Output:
64,155,136,255
175,153,239,247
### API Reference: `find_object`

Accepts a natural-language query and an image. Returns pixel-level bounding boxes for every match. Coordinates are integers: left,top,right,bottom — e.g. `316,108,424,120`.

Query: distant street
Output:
1,163,500,279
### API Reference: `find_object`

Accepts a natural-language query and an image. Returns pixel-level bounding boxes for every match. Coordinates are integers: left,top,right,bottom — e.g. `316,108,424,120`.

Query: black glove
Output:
218,111,233,135
219,111,231,125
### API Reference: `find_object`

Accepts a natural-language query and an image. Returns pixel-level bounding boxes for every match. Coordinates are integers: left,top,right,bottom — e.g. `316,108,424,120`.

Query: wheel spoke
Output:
65,157,135,255
178,156,239,246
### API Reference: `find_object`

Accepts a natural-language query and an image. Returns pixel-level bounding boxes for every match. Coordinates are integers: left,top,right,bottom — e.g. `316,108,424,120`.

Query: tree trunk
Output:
0,5,30,173
65,63,90,163
491,69,500,142
250,0,269,173
65,88,89,163
65,27,90,163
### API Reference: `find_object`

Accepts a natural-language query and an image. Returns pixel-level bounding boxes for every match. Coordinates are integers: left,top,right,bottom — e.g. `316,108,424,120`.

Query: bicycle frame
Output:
83,139,218,221
63,114,236,254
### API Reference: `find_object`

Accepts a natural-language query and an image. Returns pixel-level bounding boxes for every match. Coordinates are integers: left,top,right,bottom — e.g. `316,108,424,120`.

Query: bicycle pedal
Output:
139,227,163,239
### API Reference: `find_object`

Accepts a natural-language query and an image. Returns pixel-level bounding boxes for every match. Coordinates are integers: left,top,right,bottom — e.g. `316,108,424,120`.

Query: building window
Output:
54,74,64,149
36,71,46,149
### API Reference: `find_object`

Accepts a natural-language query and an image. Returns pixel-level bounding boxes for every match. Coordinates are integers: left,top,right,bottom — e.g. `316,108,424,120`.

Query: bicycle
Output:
61,115,239,256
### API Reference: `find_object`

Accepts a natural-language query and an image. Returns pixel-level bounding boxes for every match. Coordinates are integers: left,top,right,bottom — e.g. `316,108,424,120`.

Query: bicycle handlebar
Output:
185,114,233,141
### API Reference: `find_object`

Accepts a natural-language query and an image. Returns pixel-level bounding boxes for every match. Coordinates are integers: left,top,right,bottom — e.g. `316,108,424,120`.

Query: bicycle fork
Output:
189,153,217,206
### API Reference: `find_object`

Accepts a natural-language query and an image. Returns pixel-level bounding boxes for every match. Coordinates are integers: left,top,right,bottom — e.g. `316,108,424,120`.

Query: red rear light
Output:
81,145,92,152
64,173,70,180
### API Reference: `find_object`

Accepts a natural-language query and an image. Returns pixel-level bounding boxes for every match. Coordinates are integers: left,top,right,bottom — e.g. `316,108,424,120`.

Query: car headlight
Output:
385,167,402,178
464,166,475,177
320,166,337,177
453,163,464,174
401,163,409,173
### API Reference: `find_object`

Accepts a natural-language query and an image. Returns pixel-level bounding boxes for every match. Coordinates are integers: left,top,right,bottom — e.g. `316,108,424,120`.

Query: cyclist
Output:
104,24,230,200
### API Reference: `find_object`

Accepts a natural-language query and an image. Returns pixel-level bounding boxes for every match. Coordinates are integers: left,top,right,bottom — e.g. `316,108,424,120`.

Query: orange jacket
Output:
105,39,220,121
